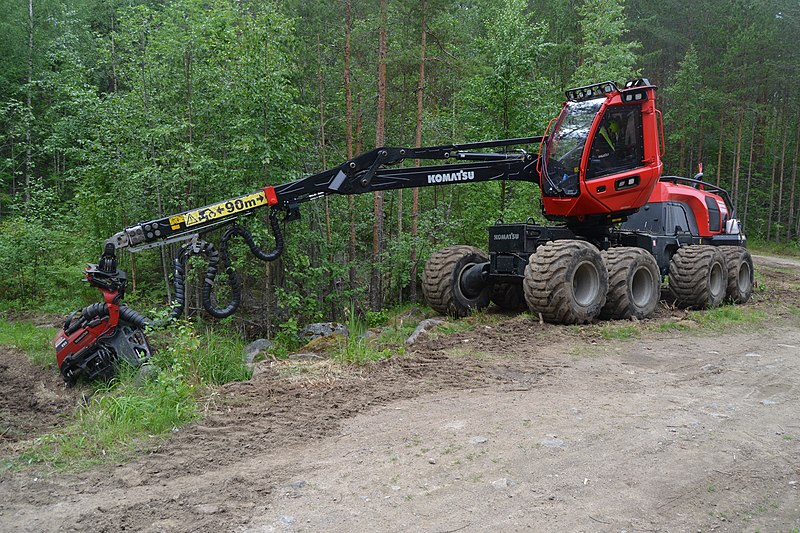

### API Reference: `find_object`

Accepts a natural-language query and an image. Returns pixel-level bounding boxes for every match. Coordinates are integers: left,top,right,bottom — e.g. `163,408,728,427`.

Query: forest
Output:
1,0,799,332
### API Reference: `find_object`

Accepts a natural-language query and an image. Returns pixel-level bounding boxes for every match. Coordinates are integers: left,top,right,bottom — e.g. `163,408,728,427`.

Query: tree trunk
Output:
370,0,388,311
775,122,789,242
344,0,356,292
767,111,780,241
743,116,756,231
716,113,724,187
25,0,34,203
732,110,743,211
316,35,331,246
697,99,705,171
787,122,799,241
410,0,427,303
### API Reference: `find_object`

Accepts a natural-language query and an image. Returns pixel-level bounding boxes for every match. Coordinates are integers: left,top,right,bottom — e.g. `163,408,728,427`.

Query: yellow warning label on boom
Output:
185,191,267,228
169,215,185,230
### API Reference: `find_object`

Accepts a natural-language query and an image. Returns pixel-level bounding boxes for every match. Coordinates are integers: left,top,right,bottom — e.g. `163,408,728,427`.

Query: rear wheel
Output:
720,247,754,303
668,245,726,309
600,247,661,320
422,246,491,317
490,282,527,311
523,240,608,324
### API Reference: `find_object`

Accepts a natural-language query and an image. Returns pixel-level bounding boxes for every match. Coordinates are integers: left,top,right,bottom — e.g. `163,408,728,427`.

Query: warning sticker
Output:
185,191,268,228
169,215,185,230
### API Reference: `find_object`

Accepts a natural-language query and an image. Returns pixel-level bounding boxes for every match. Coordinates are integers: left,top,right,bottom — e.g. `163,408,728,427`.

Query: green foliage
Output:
332,305,394,364
149,320,252,386
748,238,800,259
0,318,58,368
570,0,640,86
662,46,703,175
333,335,394,365
658,321,692,333
17,366,197,469
0,209,93,311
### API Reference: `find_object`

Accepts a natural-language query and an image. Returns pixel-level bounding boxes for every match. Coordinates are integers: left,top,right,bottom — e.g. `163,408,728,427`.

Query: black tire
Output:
490,282,527,311
523,240,608,324
600,247,661,320
668,245,726,309
422,246,491,317
720,247,754,304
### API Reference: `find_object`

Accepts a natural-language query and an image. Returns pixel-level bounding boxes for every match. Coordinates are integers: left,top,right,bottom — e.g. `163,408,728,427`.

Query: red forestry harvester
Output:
55,79,753,384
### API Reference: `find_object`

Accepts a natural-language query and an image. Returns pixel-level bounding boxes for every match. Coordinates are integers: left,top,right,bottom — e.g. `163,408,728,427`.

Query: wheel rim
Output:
630,266,655,308
458,262,482,300
709,261,724,297
573,261,600,307
738,261,752,292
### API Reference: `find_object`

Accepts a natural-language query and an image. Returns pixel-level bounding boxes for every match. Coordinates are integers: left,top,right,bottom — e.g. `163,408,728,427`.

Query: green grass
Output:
333,336,395,364
596,322,640,340
658,321,692,332
16,366,198,469
748,238,800,258
435,320,476,335
657,306,766,333
4,319,251,471
0,317,58,367
687,306,766,329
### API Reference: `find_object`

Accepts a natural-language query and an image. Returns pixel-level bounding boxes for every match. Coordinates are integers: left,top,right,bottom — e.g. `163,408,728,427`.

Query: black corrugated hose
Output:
169,208,284,320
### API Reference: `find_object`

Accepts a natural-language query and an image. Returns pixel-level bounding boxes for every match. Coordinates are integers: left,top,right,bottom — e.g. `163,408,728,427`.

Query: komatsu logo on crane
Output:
427,170,475,184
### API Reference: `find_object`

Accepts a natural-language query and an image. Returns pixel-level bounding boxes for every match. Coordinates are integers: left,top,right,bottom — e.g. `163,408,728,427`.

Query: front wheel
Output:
523,240,608,324
422,246,491,317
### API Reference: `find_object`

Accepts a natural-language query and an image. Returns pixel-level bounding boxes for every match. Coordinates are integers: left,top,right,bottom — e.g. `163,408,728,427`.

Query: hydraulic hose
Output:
169,208,284,320
64,303,150,335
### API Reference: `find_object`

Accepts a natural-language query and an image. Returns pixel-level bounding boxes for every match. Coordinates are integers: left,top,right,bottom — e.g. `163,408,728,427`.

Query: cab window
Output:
586,105,644,180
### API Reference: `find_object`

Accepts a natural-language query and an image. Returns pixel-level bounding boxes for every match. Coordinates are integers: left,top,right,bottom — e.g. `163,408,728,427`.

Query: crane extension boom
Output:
105,137,541,256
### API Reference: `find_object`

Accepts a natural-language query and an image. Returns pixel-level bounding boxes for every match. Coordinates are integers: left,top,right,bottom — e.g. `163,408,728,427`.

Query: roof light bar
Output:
565,81,618,102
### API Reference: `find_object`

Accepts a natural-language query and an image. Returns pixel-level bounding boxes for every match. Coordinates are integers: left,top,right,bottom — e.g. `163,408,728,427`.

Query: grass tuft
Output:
687,306,766,329
597,323,640,340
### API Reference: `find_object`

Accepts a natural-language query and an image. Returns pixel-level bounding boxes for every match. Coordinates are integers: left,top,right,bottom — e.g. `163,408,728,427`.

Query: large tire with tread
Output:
490,282,527,311
600,247,661,320
523,240,608,324
668,245,726,309
422,246,491,317
720,247,754,304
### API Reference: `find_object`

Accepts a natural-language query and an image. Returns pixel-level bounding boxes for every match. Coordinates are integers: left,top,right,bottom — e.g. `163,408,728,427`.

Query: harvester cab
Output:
539,79,662,223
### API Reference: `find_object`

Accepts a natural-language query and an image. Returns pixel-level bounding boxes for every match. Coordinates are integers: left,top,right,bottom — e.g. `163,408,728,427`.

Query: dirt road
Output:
1,256,799,532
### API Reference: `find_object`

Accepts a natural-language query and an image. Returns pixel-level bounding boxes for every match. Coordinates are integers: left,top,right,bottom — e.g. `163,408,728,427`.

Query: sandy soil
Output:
1,255,799,533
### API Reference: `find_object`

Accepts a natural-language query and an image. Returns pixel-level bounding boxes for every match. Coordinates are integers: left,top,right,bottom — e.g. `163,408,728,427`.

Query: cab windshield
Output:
542,97,603,196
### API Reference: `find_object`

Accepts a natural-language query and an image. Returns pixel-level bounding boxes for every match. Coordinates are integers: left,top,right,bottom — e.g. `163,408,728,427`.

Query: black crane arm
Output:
103,136,542,256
